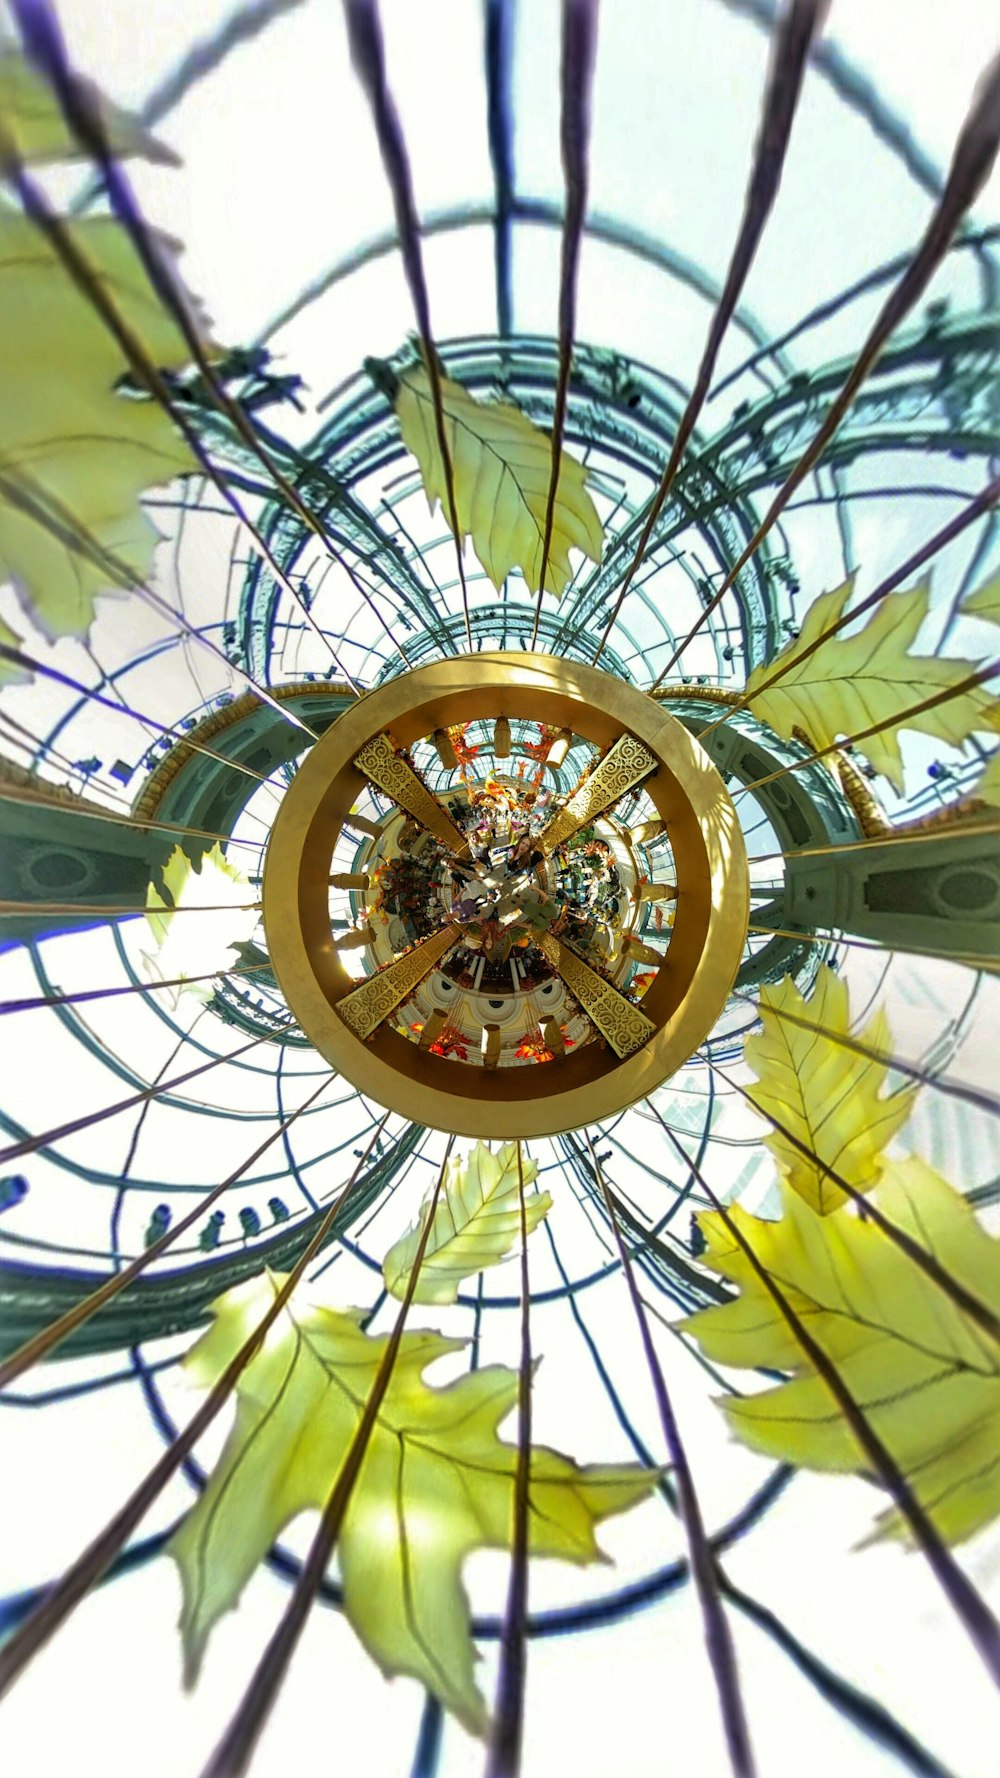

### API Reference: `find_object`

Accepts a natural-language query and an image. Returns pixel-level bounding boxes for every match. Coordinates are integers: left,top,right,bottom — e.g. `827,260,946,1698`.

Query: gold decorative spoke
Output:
638,880,676,903
535,931,656,1060
265,653,748,1137
335,924,460,1041
537,731,658,855
353,732,469,854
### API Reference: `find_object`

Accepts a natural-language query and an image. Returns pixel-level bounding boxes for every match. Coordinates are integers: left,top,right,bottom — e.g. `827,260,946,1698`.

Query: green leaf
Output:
963,568,1000,626
943,572,1000,804
170,1274,655,1731
745,576,999,792
745,967,916,1214
143,843,258,1003
0,608,28,686
383,1141,552,1305
395,364,603,599
0,45,177,165
683,1162,1000,1547
0,211,199,642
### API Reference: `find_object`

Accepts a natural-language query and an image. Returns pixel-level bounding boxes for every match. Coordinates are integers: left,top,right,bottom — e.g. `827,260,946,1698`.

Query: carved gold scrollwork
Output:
536,931,656,1060
539,732,657,855
336,925,459,1041
353,733,468,853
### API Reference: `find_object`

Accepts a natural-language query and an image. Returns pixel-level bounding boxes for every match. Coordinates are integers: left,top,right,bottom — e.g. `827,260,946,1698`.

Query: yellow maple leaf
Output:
383,1141,552,1305
963,568,1000,626
0,607,28,686
972,750,1000,806
0,53,204,647
170,1273,655,1732
395,364,603,599
683,1161,1000,1547
921,572,1000,805
0,46,177,165
0,212,199,641
745,577,998,792
142,843,259,1003
744,967,916,1214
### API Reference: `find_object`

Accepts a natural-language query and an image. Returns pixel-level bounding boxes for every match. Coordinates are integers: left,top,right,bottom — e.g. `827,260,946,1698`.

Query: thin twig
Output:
655,47,1000,679
343,0,473,648
594,0,827,664
0,961,275,1019
0,1029,281,1168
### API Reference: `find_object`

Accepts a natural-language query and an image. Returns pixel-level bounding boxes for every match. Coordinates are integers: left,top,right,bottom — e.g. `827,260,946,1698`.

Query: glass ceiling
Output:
1,4,999,1777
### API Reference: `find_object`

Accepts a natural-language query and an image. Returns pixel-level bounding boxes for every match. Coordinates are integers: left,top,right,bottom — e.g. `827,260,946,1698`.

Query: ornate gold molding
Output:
539,732,657,855
336,925,458,1041
133,681,356,821
652,684,741,707
536,932,656,1059
653,687,895,839
830,748,892,838
353,733,468,853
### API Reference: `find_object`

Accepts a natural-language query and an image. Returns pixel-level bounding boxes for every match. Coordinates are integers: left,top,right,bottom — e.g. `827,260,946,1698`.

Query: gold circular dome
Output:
263,653,749,1137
